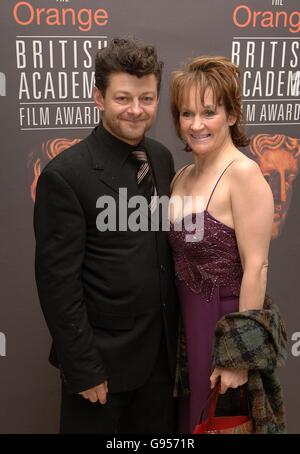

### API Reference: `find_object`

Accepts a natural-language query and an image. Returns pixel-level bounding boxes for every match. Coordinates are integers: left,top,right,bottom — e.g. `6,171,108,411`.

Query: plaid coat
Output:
174,295,287,434
212,295,287,434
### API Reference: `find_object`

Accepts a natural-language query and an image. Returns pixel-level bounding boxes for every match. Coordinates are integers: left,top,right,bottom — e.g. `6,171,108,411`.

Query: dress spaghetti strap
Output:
206,160,236,211
171,164,192,191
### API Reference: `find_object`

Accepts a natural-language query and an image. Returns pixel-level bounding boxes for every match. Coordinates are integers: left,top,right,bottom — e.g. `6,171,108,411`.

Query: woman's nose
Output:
190,115,203,130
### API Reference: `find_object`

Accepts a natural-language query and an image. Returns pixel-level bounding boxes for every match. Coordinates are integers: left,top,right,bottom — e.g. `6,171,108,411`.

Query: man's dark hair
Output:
95,37,164,95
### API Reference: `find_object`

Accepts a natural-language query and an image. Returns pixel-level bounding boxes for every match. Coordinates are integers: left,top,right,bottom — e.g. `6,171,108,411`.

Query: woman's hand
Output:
210,367,248,394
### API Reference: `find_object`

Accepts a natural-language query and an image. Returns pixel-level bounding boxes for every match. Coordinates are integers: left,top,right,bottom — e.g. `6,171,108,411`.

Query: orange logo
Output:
13,1,109,32
232,4,300,33
29,138,81,202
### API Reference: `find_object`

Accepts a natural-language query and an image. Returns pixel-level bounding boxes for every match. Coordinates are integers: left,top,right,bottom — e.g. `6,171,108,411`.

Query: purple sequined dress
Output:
167,166,244,433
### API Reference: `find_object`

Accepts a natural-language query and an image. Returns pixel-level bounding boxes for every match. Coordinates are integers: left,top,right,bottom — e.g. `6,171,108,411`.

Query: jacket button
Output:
160,264,166,272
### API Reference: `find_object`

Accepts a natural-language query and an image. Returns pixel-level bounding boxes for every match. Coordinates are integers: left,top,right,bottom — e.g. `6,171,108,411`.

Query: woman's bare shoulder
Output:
171,163,193,191
230,153,261,179
229,153,273,201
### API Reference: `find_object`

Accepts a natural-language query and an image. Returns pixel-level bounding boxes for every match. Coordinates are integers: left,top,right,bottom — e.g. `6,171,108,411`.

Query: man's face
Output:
94,72,159,145
257,148,298,238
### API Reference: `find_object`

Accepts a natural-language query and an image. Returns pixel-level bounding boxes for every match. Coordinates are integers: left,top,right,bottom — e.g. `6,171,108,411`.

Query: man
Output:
34,37,179,434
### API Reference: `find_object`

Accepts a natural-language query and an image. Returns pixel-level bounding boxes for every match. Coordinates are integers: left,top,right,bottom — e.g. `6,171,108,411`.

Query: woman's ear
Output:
227,115,236,126
228,114,237,126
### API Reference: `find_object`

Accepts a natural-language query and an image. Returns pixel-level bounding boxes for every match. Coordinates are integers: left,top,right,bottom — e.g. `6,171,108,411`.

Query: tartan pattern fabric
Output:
173,294,287,433
212,295,287,434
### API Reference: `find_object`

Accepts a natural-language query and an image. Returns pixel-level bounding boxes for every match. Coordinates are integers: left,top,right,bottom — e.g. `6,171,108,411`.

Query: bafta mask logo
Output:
250,134,300,239
0,72,6,96
29,138,81,202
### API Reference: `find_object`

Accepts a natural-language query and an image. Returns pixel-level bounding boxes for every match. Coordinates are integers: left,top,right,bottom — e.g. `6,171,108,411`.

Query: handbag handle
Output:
198,382,221,424
198,382,249,425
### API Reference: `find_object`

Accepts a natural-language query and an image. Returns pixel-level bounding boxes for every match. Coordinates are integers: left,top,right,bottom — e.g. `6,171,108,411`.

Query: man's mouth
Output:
123,118,144,123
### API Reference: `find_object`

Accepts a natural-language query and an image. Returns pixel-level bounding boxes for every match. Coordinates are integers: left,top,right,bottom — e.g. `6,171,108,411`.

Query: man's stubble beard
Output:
102,113,156,143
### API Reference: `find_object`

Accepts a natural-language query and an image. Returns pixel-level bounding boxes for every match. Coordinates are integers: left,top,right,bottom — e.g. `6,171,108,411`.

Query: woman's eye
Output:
204,110,215,117
181,111,192,117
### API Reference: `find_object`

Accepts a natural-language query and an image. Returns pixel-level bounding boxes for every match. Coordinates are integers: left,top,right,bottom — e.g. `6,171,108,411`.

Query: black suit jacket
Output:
34,125,179,394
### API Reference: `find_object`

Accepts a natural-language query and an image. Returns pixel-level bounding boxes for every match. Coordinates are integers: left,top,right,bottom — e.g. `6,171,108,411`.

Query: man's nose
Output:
127,99,143,115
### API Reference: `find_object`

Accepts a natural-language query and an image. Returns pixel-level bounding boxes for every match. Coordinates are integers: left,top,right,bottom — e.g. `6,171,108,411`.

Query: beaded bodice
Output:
167,210,243,304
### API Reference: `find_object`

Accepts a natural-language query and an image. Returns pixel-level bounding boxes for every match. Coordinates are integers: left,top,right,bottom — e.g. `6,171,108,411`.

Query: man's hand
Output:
79,380,108,404
210,367,248,394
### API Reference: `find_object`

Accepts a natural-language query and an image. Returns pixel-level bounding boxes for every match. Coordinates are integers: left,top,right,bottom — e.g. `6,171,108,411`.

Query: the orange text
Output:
233,4,300,33
13,1,109,32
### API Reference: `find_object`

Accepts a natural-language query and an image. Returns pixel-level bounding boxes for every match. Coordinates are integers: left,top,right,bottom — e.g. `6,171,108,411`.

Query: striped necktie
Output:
131,150,157,213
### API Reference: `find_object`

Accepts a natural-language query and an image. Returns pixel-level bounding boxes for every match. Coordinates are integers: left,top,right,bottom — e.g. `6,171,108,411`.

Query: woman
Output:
168,56,274,433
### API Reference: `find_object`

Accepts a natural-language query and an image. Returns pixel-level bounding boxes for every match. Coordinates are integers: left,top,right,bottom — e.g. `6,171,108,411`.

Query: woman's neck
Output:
192,140,237,176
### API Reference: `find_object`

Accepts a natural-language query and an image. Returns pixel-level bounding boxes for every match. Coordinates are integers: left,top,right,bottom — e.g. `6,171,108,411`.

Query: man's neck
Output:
101,121,143,147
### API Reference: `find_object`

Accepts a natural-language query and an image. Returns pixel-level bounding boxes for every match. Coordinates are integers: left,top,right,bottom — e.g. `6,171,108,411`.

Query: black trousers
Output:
60,337,175,434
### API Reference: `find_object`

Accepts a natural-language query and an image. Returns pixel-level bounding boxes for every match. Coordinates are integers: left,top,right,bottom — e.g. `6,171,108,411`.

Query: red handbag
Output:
193,383,253,434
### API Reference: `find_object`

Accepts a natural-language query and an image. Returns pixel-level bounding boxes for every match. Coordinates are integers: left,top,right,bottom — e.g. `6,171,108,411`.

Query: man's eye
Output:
142,97,153,103
116,97,128,102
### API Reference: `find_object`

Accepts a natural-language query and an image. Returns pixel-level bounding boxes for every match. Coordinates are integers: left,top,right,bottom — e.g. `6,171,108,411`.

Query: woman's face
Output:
179,86,236,156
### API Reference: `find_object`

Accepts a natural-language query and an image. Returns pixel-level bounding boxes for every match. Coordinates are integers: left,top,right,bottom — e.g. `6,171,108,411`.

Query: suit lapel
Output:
87,126,171,222
87,127,138,201
87,127,150,220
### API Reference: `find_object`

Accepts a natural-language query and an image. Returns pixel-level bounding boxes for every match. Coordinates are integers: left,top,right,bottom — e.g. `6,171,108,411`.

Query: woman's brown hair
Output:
170,56,249,148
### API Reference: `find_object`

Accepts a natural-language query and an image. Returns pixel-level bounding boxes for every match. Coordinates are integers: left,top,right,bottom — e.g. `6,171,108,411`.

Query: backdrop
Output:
0,0,299,433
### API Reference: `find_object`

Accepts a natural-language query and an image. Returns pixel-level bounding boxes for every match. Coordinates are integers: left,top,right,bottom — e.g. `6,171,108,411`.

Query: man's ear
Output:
93,86,105,111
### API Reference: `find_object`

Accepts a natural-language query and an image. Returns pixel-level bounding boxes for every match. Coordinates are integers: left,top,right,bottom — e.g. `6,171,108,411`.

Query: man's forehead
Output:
108,72,157,89
114,88,156,94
